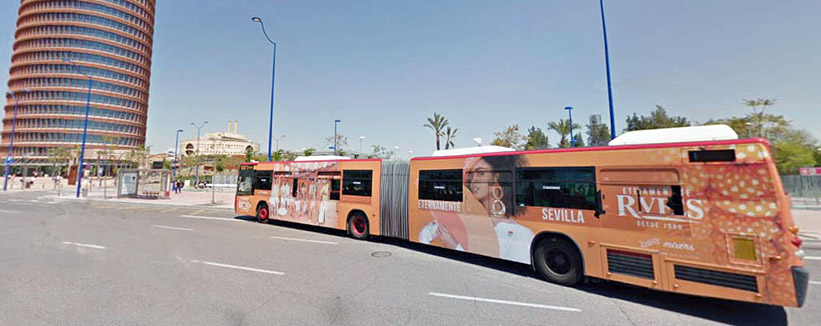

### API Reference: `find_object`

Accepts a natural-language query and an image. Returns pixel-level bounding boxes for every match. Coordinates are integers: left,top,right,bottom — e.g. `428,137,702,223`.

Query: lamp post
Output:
333,119,341,155
599,0,617,140
252,16,277,162
565,106,576,147
64,59,92,198
190,121,208,186
3,89,29,191
275,135,285,152
173,129,183,180
358,136,365,156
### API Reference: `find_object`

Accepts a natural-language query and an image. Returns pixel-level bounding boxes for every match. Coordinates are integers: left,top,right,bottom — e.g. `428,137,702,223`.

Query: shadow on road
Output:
238,216,788,326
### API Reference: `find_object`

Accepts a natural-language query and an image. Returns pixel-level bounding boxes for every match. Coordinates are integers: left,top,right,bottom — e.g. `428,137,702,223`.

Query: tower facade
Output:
2,0,156,167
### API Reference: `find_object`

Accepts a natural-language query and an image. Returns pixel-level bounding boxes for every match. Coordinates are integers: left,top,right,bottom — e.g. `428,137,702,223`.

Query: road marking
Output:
270,236,338,245
190,209,205,215
62,242,106,250
804,256,821,261
160,207,178,214
810,281,821,285
153,225,193,231
428,292,581,312
181,215,239,222
190,260,284,275
0,209,21,214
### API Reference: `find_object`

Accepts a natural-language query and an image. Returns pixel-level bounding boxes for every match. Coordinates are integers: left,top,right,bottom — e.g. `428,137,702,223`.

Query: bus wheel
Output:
347,212,369,240
256,203,269,223
533,237,583,286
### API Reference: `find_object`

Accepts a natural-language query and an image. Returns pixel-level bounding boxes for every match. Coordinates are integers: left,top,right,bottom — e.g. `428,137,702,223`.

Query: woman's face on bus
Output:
467,159,495,201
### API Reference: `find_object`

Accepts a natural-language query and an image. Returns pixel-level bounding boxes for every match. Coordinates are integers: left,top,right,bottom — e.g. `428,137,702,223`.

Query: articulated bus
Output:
235,127,808,307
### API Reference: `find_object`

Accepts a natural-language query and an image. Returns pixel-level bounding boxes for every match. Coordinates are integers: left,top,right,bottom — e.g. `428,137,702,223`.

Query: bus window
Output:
292,179,299,197
253,171,273,192
515,167,597,210
330,179,341,200
237,168,254,196
342,170,373,197
419,169,463,202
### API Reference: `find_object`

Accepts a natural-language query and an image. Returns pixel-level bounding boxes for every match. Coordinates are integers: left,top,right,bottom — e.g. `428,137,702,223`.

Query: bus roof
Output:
412,137,770,161
609,125,738,146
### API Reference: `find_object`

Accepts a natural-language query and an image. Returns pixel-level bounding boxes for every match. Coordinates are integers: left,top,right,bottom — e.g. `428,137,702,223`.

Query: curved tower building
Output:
2,0,156,171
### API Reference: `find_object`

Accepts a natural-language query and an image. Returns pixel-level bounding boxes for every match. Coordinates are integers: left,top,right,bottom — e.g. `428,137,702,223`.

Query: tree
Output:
491,124,526,150
424,112,449,150
371,145,390,158
324,134,348,153
586,123,611,147
743,98,777,138
773,141,816,175
125,145,151,169
524,126,549,150
244,147,255,162
444,126,458,150
303,148,316,156
572,133,585,147
624,105,690,131
548,119,581,148
48,147,72,177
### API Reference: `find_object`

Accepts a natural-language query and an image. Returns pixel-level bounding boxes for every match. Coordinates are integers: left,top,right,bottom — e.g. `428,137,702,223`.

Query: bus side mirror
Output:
595,190,605,218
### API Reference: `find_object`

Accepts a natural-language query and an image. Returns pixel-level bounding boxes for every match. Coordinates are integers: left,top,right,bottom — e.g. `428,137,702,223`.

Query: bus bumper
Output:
793,266,809,307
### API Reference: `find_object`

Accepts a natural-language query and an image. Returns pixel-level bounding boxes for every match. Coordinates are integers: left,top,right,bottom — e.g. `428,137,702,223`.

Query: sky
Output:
1,0,820,157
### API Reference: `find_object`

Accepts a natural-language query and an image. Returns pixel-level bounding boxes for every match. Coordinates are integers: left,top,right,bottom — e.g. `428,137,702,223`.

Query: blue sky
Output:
2,0,819,157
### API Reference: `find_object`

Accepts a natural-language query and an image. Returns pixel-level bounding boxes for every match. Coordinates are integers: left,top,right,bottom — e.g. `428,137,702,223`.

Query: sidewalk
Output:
45,187,235,209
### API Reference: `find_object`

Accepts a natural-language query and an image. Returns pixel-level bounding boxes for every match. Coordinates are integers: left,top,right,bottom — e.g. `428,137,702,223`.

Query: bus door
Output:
317,171,341,226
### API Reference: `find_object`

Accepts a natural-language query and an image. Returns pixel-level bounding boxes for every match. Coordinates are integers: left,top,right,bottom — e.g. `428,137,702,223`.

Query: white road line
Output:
181,215,239,222
810,281,821,285
270,236,338,245
0,209,21,214
804,256,821,261
62,241,106,249
190,260,284,275
428,292,581,312
153,225,193,231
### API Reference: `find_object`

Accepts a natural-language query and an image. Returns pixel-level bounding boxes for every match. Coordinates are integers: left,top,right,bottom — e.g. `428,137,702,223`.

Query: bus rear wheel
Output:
256,203,269,223
347,213,369,240
533,237,583,286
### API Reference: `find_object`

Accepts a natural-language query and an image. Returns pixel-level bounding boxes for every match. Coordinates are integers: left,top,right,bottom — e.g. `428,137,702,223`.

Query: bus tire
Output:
533,237,583,286
347,212,369,240
256,203,270,223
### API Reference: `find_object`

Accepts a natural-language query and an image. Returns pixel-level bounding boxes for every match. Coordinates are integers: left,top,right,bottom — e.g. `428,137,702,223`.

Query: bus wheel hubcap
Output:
547,250,570,275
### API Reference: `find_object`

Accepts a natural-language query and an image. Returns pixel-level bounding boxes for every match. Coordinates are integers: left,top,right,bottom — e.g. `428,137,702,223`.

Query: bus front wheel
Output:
533,237,583,286
256,203,269,223
347,212,369,240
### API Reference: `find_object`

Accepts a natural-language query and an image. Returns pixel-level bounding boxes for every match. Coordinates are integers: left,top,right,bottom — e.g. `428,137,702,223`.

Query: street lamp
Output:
173,129,183,180
565,106,576,147
63,58,93,198
252,16,278,162
190,121,208,185
3,89,29,191
599,0,617,140
275,135,285,152
334,119,341,155
358,136,365,156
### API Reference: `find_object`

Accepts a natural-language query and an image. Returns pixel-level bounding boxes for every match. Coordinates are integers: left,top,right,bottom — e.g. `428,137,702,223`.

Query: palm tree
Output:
444,126,458,149
743,98,776,138
423,112,449,150
548,119,581,148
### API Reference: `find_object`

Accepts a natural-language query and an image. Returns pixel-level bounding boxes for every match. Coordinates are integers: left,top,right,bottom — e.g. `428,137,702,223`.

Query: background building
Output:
180,121,260,157
1,0,157,173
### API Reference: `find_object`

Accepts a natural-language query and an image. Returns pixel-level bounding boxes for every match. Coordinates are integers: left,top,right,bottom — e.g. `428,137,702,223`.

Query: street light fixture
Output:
190,121,208,185
251,16,278,162
3,88,29,191
63,58,93,198
565,106,576,147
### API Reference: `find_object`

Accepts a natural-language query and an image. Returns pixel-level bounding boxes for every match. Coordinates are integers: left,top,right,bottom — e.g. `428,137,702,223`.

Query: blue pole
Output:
173,129,182,180
599,0,617,140
334,120,338,155
267,43,277,161
76,75,92,198
565,106,574,147
3,93,21,191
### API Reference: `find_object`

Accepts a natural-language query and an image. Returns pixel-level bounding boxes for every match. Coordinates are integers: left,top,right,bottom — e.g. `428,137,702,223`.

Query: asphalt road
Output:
0,191,818,326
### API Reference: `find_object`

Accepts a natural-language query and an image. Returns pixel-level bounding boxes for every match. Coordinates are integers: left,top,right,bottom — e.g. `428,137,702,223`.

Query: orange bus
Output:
235,135,808,307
